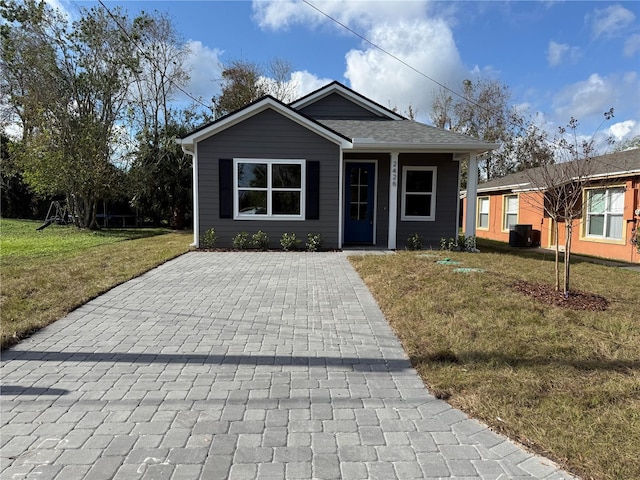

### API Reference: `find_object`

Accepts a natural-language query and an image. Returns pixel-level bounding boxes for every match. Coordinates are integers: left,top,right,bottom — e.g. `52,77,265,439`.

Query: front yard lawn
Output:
1,219,191,349
350,248,639,480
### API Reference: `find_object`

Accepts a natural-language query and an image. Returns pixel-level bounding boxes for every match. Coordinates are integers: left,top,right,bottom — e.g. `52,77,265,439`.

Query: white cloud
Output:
624,33,640,57
179,41,224,106
589,4,636,39
289,70,333,98
344,19,466,122
553,73,618,122
607,119,640,141
252,1,466,123
252,0,427,32
547,41,580,67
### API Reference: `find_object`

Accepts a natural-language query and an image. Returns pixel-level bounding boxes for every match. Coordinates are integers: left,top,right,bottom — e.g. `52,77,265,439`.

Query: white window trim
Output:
502,194,519,231
233,158,306,221
584,186,625,241
400,166,437,222
477,196,490,230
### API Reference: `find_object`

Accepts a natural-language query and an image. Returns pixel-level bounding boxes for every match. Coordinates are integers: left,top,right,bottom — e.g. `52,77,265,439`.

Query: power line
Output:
301,0,619,161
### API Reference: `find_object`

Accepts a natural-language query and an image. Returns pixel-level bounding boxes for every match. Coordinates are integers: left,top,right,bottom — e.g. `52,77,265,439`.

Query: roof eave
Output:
349,141,499,153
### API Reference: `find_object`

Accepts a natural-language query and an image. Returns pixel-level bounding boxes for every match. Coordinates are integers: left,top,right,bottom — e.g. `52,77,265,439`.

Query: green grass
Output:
1,219,192,348
350,246,640,480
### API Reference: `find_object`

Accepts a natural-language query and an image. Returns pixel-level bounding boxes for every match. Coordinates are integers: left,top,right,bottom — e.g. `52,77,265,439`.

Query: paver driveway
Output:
1,252,575,480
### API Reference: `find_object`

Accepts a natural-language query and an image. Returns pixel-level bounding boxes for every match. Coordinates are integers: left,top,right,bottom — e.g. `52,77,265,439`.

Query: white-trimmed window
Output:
503,194,518,230
585,187,624,240
234,159,305,220
477,197,489,229
401,166,437,221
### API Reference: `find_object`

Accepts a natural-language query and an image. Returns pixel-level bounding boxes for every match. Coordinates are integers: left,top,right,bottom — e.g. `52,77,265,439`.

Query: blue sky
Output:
57,0,639,150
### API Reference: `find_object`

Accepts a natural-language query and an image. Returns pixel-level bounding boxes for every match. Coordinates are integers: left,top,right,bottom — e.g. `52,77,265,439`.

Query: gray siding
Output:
198,109,341,249
299,93,385,120
396,153,460,249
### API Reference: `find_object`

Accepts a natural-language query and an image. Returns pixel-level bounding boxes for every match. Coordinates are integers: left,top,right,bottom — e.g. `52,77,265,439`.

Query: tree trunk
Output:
554,220,560,291
563,220,572,297
87,199,99,230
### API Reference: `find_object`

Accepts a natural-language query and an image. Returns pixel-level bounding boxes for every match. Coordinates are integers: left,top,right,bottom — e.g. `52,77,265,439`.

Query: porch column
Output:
465,153,478,238
388,151,399,249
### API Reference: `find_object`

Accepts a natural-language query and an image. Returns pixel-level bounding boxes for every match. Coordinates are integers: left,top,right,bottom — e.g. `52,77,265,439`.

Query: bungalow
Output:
461,148,640,263
178,81,497,250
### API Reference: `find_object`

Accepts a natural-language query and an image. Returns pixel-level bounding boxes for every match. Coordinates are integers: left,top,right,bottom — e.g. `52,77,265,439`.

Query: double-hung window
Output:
477,197,489,229
234,159,305,220
586,187,624,240
503,194,518,230
401,166,437,221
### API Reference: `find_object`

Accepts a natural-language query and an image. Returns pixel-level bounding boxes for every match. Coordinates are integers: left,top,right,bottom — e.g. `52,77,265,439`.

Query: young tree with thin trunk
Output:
523,110,614,295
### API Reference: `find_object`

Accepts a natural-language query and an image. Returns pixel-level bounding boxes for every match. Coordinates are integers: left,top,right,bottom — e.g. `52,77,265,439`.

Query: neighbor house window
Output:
401,166,437,221
477,197,489,229
586,187,624,240
503,194,518,230
234,159,305,219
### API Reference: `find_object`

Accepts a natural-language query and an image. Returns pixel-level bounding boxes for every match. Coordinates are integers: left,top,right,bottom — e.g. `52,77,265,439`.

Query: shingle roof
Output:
476,148,640,193
319,119,498,152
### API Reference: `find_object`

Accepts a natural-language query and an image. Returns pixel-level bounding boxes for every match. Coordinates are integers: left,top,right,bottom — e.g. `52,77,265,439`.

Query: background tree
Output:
430,78,553,185
1,1,139,229
212,57,296,117
126,10,196,228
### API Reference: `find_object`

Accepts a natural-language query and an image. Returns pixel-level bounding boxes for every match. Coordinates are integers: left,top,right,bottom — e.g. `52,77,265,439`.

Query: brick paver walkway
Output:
1,252,575,479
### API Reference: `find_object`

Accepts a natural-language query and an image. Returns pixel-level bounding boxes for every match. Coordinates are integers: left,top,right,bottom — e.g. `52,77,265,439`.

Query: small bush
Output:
252,230,269,250
280,232,301,251
440,235,477,252
306,233,323,252
406,233,423,251
232,231,250,250
199,228,217,249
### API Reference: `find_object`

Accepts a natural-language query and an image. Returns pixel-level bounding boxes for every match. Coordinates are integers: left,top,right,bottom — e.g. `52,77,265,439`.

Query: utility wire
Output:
301,0,619,160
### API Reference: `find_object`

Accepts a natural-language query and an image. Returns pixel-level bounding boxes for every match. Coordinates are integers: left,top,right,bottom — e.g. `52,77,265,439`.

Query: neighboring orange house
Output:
462,149,640,264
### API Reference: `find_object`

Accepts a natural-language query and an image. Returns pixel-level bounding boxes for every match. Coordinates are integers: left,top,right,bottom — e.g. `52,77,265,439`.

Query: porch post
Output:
388,152,399,249
465,153,478,239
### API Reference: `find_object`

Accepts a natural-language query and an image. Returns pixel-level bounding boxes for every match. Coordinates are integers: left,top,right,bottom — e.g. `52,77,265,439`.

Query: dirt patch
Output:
512,280,609,311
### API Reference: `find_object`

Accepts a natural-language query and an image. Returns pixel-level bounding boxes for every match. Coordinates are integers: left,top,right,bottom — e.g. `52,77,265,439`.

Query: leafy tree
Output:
1,1,139,229
125,10,197,228
212,58,296,117
430,78,553,184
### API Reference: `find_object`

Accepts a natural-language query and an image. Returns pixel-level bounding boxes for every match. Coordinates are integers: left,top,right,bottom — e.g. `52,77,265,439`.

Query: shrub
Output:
406,233,423,250
280,232,301,251
232,231,250,250
252,230,269,250
199,228,217,249
306,233,323,252
440,235,477,252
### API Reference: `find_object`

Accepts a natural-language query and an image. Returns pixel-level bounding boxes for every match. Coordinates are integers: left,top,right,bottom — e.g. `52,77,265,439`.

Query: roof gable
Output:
290,81,404,120
178,95,352,150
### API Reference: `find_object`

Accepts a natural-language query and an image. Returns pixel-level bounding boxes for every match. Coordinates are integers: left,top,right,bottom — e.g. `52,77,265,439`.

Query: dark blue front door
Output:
344,162,375,244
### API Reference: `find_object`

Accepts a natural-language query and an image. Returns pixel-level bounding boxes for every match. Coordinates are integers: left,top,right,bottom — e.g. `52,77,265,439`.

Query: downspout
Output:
179,141,198,248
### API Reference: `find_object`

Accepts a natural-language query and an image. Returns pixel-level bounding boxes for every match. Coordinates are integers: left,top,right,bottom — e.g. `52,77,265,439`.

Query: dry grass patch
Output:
1,219,191,348
350,249,639,480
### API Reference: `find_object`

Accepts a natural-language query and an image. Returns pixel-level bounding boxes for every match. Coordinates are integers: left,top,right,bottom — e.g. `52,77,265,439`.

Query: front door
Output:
344,162,375,244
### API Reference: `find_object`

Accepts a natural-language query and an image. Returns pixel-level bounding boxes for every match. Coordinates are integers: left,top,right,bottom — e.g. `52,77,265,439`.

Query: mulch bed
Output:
511,280,609,311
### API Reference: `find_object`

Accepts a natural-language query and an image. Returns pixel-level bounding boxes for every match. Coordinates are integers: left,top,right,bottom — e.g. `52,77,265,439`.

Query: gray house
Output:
178,81,496,249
